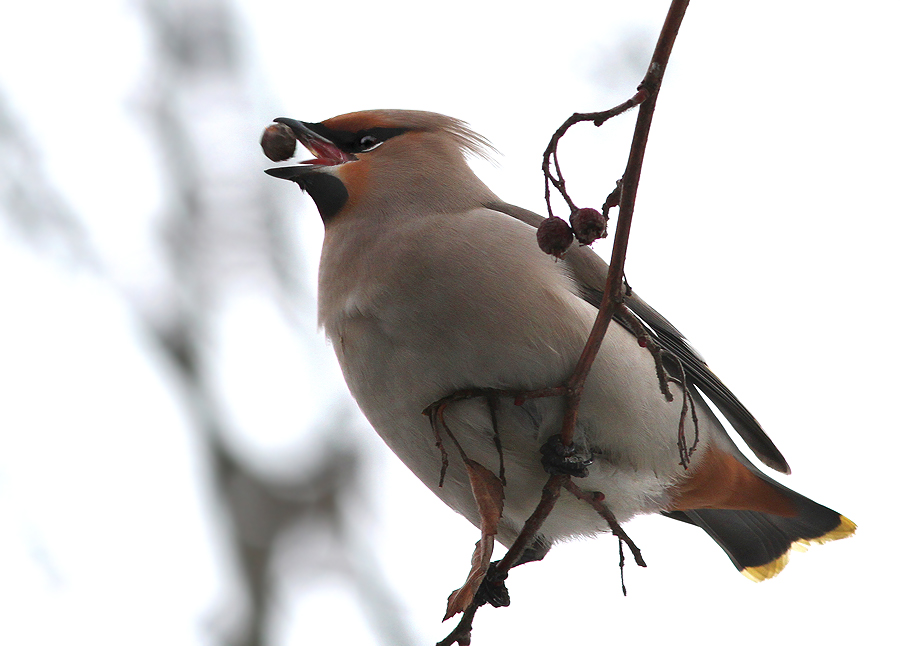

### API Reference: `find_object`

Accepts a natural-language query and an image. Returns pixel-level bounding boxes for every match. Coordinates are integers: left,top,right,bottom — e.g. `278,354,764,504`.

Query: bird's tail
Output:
664,481,856,581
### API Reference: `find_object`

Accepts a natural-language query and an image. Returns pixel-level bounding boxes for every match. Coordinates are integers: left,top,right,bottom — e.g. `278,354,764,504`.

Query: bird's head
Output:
264,110,497,222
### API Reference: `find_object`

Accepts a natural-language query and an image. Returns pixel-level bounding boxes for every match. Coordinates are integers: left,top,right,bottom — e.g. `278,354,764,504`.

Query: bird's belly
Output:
326,308,708,546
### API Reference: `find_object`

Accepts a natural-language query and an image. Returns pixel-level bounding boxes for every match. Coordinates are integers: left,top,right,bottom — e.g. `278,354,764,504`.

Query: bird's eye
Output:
357,135,382,152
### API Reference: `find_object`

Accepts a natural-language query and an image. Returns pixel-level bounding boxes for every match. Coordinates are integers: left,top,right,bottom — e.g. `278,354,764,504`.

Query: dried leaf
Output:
444,535,494,620
444,460,504,620
464,459,504,535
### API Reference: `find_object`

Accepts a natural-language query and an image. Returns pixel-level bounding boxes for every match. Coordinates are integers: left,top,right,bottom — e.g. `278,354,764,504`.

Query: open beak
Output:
271,117,356,166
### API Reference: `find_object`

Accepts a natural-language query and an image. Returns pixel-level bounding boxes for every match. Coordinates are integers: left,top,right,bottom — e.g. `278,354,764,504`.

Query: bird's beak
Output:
263,118,352,218
272,117,356,166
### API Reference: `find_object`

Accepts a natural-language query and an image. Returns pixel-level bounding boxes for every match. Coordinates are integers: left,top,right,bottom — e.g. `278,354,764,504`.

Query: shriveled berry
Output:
261,123,297,161
537,216,574,259
569,207,608,245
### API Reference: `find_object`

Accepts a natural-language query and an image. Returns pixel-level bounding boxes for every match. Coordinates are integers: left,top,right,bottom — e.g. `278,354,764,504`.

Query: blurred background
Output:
1,1,897,644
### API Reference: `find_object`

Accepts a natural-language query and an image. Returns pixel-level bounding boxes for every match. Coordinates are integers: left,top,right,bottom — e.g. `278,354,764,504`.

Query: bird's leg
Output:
473,538,551,609
540,433,592,477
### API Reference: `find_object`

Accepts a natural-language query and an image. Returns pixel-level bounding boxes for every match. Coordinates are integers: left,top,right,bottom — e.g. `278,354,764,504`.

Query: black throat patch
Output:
265,166,349,222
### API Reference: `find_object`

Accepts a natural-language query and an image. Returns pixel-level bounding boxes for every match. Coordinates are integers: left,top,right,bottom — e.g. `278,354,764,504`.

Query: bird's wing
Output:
483,200,790,474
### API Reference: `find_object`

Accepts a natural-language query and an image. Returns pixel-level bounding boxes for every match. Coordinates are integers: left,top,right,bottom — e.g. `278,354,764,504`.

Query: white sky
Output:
1,1,898,645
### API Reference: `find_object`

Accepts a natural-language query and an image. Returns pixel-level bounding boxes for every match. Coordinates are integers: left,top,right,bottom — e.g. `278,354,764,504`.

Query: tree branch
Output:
437,3,690,642
496,0,689,571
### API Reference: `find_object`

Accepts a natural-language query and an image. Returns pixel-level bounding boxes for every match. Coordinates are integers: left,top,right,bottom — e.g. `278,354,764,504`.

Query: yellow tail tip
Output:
740,515,856,582
741,553,791,582
814,515,857,543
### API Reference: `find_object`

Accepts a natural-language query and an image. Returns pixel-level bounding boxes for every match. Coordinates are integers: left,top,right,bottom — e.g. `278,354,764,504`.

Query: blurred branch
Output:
137,2,416,646
0,92,101,268
0,1,416,644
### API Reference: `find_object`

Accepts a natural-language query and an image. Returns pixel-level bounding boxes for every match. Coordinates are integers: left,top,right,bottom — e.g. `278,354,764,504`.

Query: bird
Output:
263,109,855,584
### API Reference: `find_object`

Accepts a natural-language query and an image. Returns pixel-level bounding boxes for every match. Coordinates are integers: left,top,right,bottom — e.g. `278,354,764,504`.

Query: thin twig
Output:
425,386,570,488
427,402,473,487
542,95,649,219
427,407,451,487
615,304,699,466
495,475,566,574
666,353,701,467
601,180,623,219
616,305,675,402
425,386,567,413
436,604,477,646
563,480,646,567
487,394,506,486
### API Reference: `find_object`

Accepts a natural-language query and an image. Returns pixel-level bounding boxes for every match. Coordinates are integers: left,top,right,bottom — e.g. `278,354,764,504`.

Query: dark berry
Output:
569,207,608,245
536,216,574,259
260,123,297,162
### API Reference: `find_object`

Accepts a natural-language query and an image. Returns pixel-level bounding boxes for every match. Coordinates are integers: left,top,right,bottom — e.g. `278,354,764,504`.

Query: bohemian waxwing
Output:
264,109,855,582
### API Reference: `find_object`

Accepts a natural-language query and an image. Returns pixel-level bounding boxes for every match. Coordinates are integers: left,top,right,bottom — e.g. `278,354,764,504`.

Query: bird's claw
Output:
473,561,510,608
540,434,592,477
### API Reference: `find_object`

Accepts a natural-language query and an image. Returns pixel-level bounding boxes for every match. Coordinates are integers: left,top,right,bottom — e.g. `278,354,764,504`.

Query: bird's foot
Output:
473,561,510,608
540,434,592,477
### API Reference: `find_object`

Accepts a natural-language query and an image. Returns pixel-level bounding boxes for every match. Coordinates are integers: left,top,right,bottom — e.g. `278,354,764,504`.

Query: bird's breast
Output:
318,209,592,404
